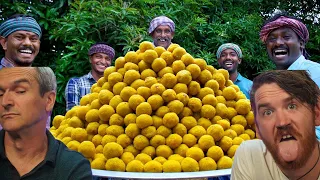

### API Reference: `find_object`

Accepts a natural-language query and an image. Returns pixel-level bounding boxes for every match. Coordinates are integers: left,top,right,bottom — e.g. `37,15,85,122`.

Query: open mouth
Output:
19,49,33,54
223,61,233,68
280,134,296,142
274,49,288,57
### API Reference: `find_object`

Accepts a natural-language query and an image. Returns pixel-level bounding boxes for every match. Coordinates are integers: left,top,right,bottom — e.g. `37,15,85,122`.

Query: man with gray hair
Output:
148,15,175,49
0,14,41,68
0,67,92,179
216,43,252,99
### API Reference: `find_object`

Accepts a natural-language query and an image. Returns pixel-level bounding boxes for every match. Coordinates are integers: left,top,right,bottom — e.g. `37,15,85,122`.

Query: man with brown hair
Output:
231,70,320,180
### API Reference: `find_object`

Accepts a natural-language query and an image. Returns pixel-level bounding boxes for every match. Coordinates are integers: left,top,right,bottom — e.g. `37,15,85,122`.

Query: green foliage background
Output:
1,0,320,118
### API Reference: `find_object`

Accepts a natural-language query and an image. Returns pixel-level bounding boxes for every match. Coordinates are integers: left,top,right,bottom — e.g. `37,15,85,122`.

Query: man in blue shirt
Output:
216,43,253,99
65,42,115,111
260,13,320,139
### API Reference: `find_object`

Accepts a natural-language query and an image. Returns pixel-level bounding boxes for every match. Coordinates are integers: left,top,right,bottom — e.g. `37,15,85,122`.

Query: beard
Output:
14,58,33,66
261,121,317,170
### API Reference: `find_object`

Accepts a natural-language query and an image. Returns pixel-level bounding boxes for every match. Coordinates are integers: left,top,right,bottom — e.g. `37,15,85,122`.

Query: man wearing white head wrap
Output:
148,16,175,49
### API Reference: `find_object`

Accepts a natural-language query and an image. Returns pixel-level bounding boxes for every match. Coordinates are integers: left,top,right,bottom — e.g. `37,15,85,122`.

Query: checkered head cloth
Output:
148,16,175,34
216,43,243,59
88,44,115,60
260,16,309,44
0,16,42,38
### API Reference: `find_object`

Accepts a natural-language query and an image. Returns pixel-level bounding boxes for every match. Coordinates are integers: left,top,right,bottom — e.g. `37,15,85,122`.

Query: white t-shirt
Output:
231,139,320,180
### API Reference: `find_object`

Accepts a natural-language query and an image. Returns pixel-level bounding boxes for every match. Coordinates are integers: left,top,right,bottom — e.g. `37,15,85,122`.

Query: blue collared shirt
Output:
234,73,253,99
288,55,320,87
0,57,14,69
65,72,96,111
288,55,320,140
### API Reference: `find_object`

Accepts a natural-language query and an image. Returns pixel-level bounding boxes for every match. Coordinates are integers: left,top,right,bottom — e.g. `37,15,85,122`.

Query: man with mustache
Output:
216,43,252,99
231,70,320,180
0,67,92,179
148,16,175,49
0,14,41,68
65,42,115,110
260,13,320,140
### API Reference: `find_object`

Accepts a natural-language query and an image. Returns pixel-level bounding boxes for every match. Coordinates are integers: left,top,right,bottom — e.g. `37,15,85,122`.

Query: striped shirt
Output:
65,72,96,111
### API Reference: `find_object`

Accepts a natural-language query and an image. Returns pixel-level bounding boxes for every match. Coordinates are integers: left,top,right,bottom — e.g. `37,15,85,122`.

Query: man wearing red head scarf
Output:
259,13,320,140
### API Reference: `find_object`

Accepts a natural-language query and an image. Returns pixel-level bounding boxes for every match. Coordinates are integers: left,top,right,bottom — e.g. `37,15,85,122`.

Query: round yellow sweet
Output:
181,157,199,172
91,157,106,170
116,102,132,118
141,126,157,139
98,105,115,123
156,145,173,159
245,129,256,139
230,124,245,136
154,46,166,56
166,134,182,149
152,115,163,128
98,124,109,136
131,79,145,90
71,128,87,142
124,62,139,71
171,60,185,74
141,69,157,80
125,123,140,139
162,160,181,172
163,112,179,129
174,144,189,157
52,115,64,129
246,111,255,126
103,66,116,79
133,135,149,150
207,124,224,141
135,153,152,164
207,146,224,162
85,109,100,123
172,47,187,60
86,122,99,134
128,94,145,111
162,89,176,103
115,57,126,69
198,69,212,85
126,160,144,172
106,125,124,137
109,95,123,109
216,103,228,119
147,94,164,111
158,66,174,77
176,70,192,84
198,135,215,151
91,134,102,147
172,123,187,137
220,136,233,152
235,99,251,115
217,119,231,130
189,125,206,139
150,134,166,148
188,81,201,96
217,156,233,169
193,58,207,71
68,116,84,128
186,64,201,80
187,97,202,112
168,154,184,163
135,102,152,116
239,133,251,141
144,160,162,172
103,142,123,159
181,53,194,66
120,86,137,102
123,70,140,85
78,141,96,158
141,146,156,159
67,140,81,151
199,157,217,171
160,51,175,65
157,125,172,138
152,58,167,72
139,41,154,52
200,105,216,119
143,49,158,64
121,152,135,165
186,147,204,162
105,157,126,171
124,145,140,157
183,134,197,147
231,115,248,127
136,114,153,129
227,145,239,158
124,51,139,64
224,129,238,139
117,134,132,148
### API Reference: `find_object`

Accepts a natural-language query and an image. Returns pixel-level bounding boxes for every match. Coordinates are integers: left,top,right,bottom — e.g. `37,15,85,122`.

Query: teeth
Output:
274,50,287,53
20,50,32,54
282,135,292,140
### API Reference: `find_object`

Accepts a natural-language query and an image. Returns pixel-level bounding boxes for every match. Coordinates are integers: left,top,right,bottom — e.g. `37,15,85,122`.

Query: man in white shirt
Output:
231,70,320,180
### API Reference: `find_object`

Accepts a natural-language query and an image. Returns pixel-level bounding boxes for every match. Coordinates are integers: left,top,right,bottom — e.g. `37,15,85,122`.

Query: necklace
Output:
297,143,320,180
